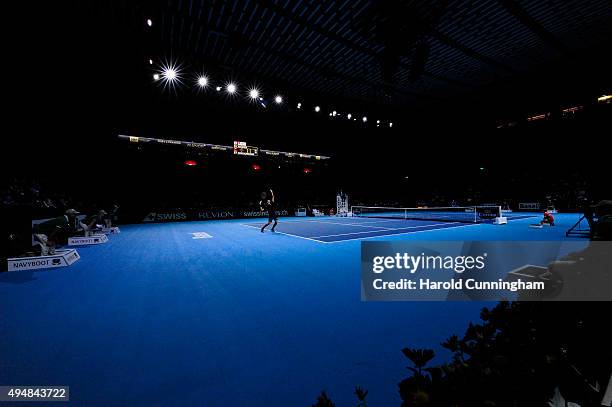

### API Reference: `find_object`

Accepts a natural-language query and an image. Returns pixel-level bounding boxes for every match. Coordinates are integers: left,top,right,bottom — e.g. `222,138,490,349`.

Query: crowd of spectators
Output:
0,178,115,264
1,178,78,213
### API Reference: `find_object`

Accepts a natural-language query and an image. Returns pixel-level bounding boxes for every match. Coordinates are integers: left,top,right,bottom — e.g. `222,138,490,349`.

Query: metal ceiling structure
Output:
134,0,611,109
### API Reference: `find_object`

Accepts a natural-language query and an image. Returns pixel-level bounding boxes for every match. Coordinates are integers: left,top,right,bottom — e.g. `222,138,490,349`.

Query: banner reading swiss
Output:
142,208,292,222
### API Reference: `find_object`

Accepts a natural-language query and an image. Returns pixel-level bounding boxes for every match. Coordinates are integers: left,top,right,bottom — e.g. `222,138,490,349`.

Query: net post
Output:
493,205,507,225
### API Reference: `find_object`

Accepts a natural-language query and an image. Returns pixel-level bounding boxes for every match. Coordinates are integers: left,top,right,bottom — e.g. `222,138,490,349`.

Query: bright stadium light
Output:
248,88,260,99
332,110,337,116
216,86,222,91
226,83,237,94
347,113,352,119
153,73,160,81
274,95,283,104
362,116,367,122
155,61,183,92
297,102,302,109
163,68,177,80
197,76,208,88
146,19,153,27
314,106,320,112
598,94,612,103
376,120,380,124
148,59,153,65
389,122,393,128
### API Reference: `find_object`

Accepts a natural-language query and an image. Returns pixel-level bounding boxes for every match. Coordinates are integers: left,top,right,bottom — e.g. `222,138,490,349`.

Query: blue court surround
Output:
0,213,585,406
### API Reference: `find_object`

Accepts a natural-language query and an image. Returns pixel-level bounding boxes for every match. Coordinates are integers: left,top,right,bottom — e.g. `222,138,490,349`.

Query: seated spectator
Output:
106,204,120,227
81,210,108,235
32,209,80,255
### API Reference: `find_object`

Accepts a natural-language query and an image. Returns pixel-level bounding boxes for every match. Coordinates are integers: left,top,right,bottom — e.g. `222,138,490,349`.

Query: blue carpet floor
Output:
0,213,586,406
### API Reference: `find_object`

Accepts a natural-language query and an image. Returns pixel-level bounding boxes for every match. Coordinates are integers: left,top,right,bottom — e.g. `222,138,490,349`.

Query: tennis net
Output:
351,206,502,223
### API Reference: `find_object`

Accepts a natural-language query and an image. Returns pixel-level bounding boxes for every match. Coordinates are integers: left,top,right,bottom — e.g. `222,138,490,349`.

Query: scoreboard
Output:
117,135,330,160
233,141,258,156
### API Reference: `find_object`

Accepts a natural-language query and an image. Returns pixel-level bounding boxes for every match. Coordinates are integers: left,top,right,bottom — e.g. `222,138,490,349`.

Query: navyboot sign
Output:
68,234,109,246
7,249,80,272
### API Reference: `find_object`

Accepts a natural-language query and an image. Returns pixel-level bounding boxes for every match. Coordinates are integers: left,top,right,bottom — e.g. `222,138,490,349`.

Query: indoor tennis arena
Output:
1,1,611,406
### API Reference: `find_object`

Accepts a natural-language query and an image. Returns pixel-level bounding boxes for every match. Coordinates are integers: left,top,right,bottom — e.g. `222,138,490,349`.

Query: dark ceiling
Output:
7,0,611,155
4,0,611,196
125,0,611,111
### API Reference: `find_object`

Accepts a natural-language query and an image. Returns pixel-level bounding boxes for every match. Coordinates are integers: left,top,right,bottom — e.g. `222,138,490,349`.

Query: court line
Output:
319,223,482,243
309,222,455,239
241,218,399,230
242,219,450,238
240,224,328,243
351,219,421,225
242,217,436,227
248,218,378,226
303,217,454,224
284,219,396,229
241,218,484,243
303,218,420,227
506,215,538,220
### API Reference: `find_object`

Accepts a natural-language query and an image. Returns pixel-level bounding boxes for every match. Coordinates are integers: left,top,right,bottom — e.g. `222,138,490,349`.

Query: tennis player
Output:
540,210,555,226
260,189,278,233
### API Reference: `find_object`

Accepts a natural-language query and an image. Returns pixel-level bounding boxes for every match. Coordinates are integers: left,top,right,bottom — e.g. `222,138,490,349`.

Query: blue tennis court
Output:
5,1,609,404
242,212,539,243
0,212,585,406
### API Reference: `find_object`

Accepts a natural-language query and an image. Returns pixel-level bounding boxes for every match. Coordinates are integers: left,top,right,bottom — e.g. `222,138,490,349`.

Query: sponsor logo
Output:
142,212,157,222
191,232,212,239
156,212,187,221
143,212,188,222
242,210,267,217
477,207,499,219
157,139,182,145
70,236,106,245
198,211,234,219
143,209,291,222
12,259,52,268
8,250,80,271
70,238,90,244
